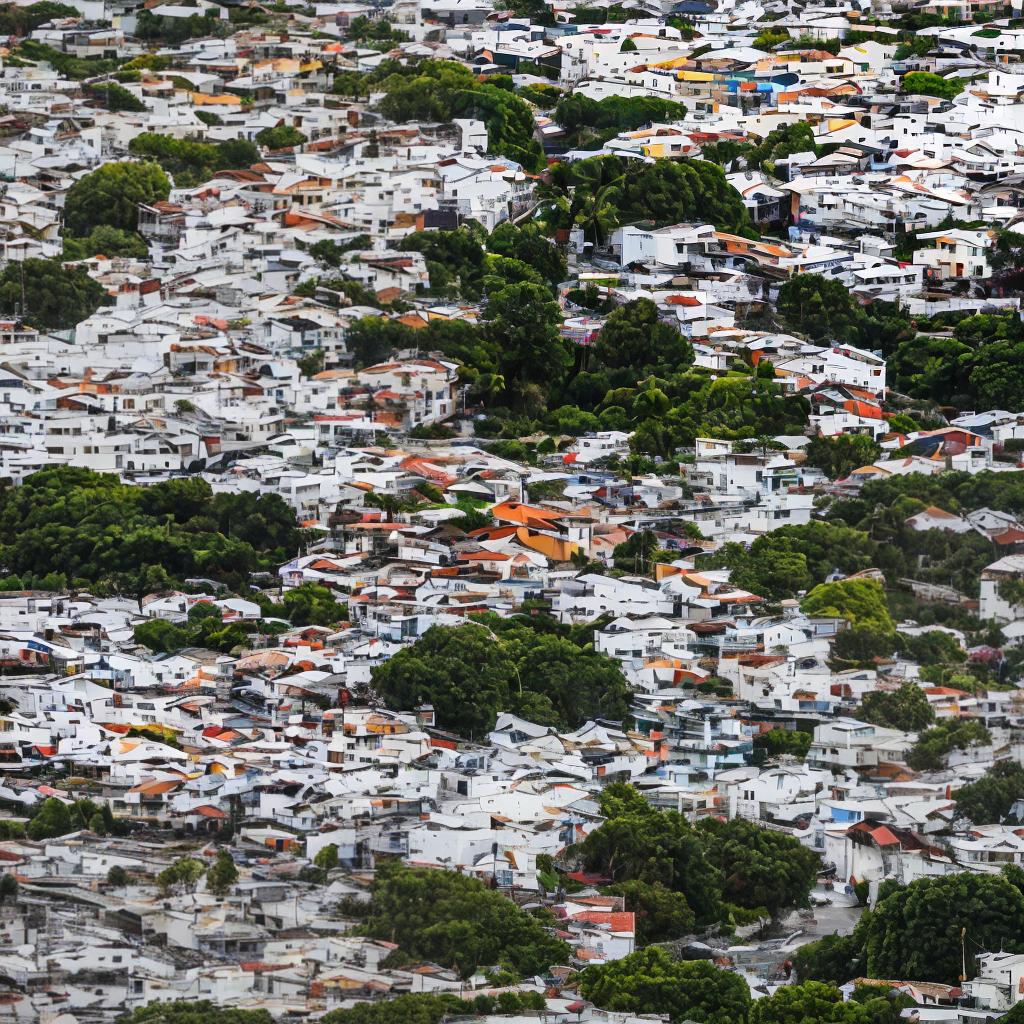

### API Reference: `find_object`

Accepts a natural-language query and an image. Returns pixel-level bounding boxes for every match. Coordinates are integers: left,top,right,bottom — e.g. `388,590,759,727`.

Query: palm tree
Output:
574,184,620,247
365,491,401,522
632,377,670,420
475,371,506,406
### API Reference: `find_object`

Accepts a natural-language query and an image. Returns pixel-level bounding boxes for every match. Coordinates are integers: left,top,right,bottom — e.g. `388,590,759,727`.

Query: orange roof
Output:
194,805,228,819
128,779,181,796
843,399,883,419
492,500,566,526
571,911,636,932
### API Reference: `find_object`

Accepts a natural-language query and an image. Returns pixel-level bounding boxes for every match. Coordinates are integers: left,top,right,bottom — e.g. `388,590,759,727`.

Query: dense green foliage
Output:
594,298,694,374
889,313,1024,411
156,856,206,896
64,161,170,236
134,584,345,655
370,622,630,736
363,863,568,977
134,8,226,44
856,683,935,732
698,817,820,916
902,71,963,99
750,981,900,1024
487,221,567,289
86,80,146,112
63,226,149,262
605,879,696,944
27,797,121,840
579,946,750,1024
863,873,1024,982
344,15,409,46
537,153,753,241
14,38,122,79
955,761,1024,824
804,435,881,479
120,1002,273,1024
802,579,895,633
702,522,878,601
797,871,1024,986
374,61,543,170
755,727,813,759
0,258,107,329
129,133,259,187
554,94,688,147
0,2,80,35
0,468,300,596
256,125,307,150
319,992,545,1024
776,274,909,348
794,933,864,985
906,718,991,770
205,850,239,896
577,785,817,927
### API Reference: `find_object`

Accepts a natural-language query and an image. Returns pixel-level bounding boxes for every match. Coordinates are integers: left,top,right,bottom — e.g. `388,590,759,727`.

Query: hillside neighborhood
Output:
4,0,1024,1020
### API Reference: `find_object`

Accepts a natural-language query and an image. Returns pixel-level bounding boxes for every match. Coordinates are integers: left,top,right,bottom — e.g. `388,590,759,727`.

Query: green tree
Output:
777,273,866,343
697,818,819,917
343,317,411,366
370,623,630,736
793,933,864,985
134,618,189,654
755,728,812,759
63,225,149,261
120,1001,273,1023
856,683,935,732
606,879,696,944
484,280,569,396
753,28,790,49
205,849,239,896
374,61,542,170
107,865,129,886
861,872,1024,983
612,156,752,234
578,784,724,924
26,797,73,840
0,258,107,330
0,2,80,34
129,133,259,188
487,222,566,289
750,981,876,1024
87,80,146,112
747,121,819,172
319,993,545,1024
703,522,877,602
595,298,694,373
156,856,206,897
805,435,881,479
314,843,339,873
801,579,894,633
907,719,991,770
902,71,963,100
579,946,750,1024
256,124,307,150
280,582,346,626
364,863,568,978
398,227,487,298
0,874,16,902
956,761,1024,825
612,529,672,575
63,161,170,236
